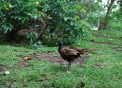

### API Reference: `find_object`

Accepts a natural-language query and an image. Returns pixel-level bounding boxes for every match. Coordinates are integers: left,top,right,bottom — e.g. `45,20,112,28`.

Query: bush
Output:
0,0,46,40
41,0,90,44
0,0,90,45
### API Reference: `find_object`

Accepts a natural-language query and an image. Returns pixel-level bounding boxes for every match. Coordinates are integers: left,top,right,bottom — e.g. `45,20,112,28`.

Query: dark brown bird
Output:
57,41,96,70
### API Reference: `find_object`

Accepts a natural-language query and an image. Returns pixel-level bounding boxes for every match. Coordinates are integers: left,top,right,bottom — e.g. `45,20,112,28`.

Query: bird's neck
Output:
59,43,64,49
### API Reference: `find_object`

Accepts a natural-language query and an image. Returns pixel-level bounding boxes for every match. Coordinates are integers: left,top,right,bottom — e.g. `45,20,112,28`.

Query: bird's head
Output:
57,41,64,48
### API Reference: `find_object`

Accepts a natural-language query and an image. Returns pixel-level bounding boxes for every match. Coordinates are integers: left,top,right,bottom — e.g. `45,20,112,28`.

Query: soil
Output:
41,52,90,65
0,65,6,77
18,52,90,67
113,46,122,52
0,65,6,72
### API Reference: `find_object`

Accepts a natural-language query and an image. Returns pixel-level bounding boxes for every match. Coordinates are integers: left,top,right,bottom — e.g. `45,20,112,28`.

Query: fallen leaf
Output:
25,56,33,60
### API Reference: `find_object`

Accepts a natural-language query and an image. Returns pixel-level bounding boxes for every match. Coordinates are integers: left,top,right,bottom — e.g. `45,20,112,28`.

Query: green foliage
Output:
0,0,46,39
27,32,38,44
32,41,43,50
26,32,43,49
108,9,122,31
0,0,93,45
117,0,122,12
85,1,105,27
42,0,88,44
0,0,121,44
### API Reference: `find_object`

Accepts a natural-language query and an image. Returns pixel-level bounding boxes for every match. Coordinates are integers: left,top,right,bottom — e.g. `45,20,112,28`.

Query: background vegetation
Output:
0,0,89,45
0,0,121,46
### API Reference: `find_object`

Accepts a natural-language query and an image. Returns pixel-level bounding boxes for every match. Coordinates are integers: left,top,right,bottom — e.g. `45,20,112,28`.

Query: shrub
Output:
0,0,90,45
0,0,46,40
41,0,89,44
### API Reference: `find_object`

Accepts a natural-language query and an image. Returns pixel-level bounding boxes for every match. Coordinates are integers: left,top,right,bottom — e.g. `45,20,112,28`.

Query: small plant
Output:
26,32,42,49
27,32,38,44
32,40,43,49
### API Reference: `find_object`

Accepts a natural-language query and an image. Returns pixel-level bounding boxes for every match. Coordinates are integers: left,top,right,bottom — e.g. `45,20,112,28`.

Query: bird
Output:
57,41,97,71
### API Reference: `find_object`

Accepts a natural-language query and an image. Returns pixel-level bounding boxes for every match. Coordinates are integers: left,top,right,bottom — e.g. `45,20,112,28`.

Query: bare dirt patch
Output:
18,60,31,67
0,65,6,72
18,52,90,67
86,39,121,46
18,54,41,67
40,52,90,65
0,65,6,77
88,39,113,45
113,46,122,52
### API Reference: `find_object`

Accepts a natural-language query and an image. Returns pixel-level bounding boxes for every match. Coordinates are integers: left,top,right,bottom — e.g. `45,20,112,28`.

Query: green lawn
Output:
0,30,122,88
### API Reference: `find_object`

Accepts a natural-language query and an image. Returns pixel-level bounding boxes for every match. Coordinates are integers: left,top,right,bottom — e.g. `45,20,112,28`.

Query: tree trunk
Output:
98,0,115,30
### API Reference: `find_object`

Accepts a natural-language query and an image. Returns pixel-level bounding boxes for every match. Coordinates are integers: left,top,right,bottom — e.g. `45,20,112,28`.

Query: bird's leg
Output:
66,62,72,74
68,61,72,70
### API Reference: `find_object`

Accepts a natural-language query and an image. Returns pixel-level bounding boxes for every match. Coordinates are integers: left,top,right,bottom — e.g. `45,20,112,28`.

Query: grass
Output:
0,29,122,88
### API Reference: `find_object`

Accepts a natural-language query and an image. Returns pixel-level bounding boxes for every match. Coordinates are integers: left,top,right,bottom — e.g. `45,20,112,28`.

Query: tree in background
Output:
83,0,104,29
98,0,116,30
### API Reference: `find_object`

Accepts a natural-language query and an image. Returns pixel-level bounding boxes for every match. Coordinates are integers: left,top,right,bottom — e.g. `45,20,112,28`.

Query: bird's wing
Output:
61,47,79,55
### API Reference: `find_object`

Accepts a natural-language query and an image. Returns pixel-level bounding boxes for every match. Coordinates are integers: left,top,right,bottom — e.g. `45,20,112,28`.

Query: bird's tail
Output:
77,48,99,54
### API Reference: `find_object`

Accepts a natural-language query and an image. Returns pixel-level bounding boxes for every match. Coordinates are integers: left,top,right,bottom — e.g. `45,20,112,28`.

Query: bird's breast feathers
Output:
60,47,79,55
